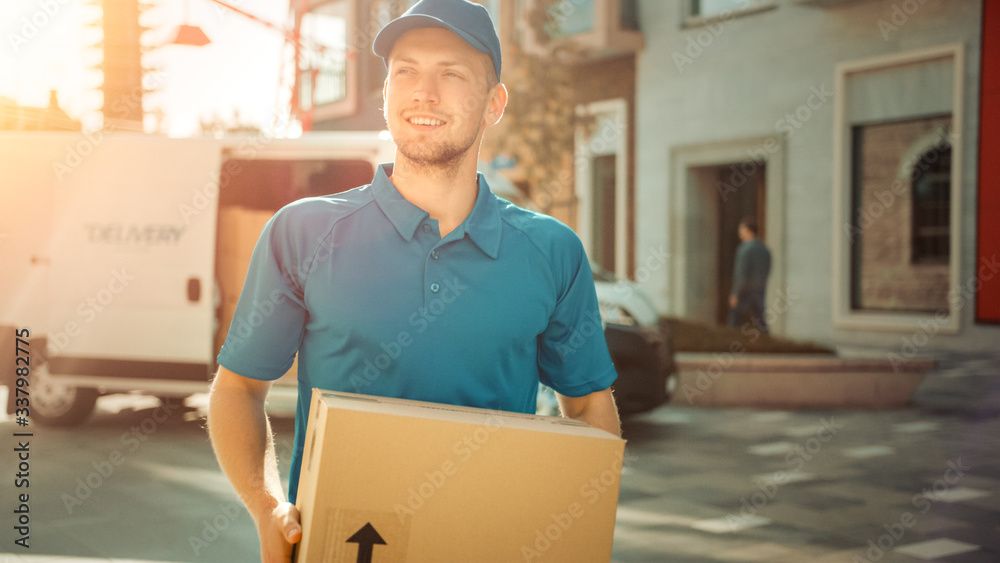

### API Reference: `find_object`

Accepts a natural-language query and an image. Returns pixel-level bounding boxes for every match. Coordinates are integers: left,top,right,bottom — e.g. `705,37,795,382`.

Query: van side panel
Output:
44,134,222,371
0,133,58,334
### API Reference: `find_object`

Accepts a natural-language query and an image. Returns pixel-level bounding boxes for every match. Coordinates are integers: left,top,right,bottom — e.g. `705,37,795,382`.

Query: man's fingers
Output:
282,505,302,543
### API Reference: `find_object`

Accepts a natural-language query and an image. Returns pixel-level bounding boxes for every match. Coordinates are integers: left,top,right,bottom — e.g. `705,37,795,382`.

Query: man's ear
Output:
485,83,508,126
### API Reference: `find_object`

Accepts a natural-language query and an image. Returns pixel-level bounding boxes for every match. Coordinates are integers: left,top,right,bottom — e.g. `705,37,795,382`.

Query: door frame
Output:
576,98,630,278
669,134,787,333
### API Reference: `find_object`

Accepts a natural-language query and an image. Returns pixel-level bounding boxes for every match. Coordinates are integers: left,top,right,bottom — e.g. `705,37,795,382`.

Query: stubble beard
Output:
390,117,483,172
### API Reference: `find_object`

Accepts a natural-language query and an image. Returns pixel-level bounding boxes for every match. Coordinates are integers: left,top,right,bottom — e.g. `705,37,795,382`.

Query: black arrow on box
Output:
347,522,386,563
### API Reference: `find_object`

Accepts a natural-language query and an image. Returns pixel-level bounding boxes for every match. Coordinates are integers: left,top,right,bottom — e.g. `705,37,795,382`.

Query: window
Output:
848,116,952,313
911,143,951,265
520,0,643,60
547,0,596,38
591,153,617,273
297,0,359,124
833,45,964,332
299,2,349,110
689,0,772,19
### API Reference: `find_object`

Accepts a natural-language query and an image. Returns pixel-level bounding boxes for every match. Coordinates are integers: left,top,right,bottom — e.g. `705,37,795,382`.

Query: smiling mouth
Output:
407,117,446,126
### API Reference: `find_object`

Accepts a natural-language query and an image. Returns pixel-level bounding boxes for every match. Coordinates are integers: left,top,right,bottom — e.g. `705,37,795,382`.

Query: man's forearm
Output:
207,371,285,519
574,398,622,437
557,388,622,437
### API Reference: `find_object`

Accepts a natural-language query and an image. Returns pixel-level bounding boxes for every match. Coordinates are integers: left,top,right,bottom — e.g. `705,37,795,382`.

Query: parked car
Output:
537,263,676,417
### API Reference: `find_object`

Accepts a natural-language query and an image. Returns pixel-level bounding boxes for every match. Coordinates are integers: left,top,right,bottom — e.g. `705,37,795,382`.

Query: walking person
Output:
728,216,772,333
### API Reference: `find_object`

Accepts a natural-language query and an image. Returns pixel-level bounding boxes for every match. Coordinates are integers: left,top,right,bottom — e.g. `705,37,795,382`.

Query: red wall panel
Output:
977,1,1000,323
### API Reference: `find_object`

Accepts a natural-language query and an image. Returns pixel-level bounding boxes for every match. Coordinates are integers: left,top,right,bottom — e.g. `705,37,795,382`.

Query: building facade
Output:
291,0,998,352
634,0,998,350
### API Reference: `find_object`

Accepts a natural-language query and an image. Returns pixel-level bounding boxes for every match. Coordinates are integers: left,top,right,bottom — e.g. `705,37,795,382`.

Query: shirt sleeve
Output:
216,205,312,381
536,233,618,397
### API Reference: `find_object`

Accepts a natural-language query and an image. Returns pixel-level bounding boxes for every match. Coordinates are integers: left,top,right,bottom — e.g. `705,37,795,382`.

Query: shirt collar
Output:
371,163,502,260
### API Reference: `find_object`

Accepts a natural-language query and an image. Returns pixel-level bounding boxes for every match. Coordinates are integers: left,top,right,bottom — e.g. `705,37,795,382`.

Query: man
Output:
728,216,772,333
206,1,621,561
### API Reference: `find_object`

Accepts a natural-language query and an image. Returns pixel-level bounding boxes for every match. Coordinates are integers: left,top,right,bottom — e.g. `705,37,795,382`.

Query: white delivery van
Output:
0,131,396,425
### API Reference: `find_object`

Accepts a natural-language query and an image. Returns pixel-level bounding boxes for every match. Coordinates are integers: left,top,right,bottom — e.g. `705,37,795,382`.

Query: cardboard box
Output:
294,390,626,562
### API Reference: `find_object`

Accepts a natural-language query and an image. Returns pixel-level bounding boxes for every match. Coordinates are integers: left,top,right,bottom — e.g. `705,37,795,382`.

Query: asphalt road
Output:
3,352,998,563
0,393,291,562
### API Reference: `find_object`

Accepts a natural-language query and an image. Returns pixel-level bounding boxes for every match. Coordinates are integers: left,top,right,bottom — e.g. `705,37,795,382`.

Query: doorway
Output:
687,161,767,325
716,164,766,324
591,154,618,273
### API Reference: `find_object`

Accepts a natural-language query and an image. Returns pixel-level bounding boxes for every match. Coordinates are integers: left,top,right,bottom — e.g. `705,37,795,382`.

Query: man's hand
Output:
256,501,302,563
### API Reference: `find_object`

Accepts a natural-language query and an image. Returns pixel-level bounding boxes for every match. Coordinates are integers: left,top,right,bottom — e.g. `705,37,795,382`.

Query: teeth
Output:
409,117,444,126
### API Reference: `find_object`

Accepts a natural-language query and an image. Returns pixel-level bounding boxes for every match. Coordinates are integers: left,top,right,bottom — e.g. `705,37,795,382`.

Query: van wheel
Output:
32,365,99,427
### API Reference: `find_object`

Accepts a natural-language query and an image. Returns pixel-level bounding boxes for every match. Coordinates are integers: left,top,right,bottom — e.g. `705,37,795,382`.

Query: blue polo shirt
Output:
217,163,617,502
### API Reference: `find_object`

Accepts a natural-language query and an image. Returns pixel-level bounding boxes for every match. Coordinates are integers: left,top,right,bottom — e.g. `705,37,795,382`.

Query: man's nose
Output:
411,74,440,103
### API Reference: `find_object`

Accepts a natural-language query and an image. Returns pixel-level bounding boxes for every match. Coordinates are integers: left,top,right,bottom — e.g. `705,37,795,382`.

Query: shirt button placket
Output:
430,282,440,293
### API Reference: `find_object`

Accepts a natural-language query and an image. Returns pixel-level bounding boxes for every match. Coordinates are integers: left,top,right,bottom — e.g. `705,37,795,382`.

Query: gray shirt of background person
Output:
732,238,771,297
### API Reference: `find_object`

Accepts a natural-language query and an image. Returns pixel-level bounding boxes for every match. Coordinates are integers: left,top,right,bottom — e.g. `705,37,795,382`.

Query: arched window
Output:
911,144,951,264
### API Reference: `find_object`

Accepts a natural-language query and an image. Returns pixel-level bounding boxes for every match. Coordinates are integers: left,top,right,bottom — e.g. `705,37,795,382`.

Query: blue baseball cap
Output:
373,0,502,82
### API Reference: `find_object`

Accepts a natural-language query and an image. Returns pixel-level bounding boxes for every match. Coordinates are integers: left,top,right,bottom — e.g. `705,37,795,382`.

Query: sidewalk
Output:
612,351,1000,562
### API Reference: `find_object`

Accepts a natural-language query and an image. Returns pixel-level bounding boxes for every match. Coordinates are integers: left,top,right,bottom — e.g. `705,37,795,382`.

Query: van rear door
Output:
45,134,223,384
